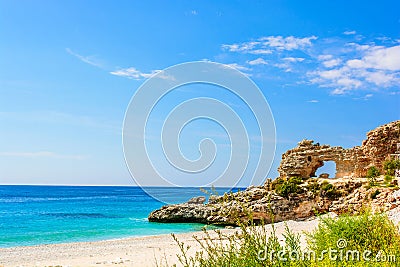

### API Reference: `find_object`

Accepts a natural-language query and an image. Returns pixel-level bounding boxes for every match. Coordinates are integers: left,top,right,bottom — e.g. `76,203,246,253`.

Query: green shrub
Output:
275,177,304,198
318,181,341,200
383,159,400,176
367,166,380,186
320,181,333,191
367,166,380,178
306,180,321,194
307,211,400,265
370,189,380,199
271,177,285,190
169,218,302,267
384,175,394,184
163,211,400,267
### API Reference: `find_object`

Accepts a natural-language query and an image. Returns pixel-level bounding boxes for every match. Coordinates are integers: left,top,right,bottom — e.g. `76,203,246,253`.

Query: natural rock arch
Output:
278,121,400,179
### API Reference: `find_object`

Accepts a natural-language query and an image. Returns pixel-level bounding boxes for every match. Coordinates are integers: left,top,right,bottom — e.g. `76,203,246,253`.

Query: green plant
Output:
320,181,333,191
383,159,400,176
271,177,284,190
306,180,321,194
169,215,303,267
370,189,380,199
274,177,304,198
384,175,394,184
307,211,400,265
162,210,400,267
319,181,341,200
367,166,380,186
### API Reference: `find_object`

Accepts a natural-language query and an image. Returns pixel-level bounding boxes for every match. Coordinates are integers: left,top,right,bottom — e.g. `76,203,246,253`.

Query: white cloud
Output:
110,67,156,79
283,57,305,62
221,42,259,53
336,77,362,89
343,30,356,35
317,68,345,79
222,34,400,95
224,63,251,71
346,45,400,71
318,54,333,61
0,151,88,160
361,70,397,87
221,35,317,54
259,36,317,51
322,59,342,68
249,49,273,55
310,44,400,94
307,100,319,103
66,48,103,68
274,63,292,72
364,93,373,98
247,58,268,65
309,66,363,94
110,67,175,80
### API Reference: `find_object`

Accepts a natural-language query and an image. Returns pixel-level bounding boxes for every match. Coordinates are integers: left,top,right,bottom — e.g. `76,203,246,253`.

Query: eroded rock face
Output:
148,180,400,225
278,121,400,179
149,180,362,225
148,121,400,225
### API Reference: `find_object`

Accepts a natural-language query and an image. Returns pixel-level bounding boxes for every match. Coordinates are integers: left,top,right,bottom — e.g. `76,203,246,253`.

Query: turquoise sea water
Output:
0,185,239,248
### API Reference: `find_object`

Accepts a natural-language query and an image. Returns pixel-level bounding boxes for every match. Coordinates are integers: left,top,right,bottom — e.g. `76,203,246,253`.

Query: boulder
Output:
187,196,206,204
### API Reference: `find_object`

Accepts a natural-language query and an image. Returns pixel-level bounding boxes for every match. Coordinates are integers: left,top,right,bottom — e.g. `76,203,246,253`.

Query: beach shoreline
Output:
1,207,399,267
0,218,321,267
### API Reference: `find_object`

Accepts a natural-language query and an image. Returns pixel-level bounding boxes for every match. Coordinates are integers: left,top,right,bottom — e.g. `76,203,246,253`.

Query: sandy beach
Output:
0,218,321,267
1,208,399,267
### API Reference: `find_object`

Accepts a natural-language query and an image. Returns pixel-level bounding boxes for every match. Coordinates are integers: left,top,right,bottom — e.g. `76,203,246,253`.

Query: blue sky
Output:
0,0,399,186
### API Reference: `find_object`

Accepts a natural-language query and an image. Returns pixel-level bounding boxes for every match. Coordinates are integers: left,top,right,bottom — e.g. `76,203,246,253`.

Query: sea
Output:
0,185,240,248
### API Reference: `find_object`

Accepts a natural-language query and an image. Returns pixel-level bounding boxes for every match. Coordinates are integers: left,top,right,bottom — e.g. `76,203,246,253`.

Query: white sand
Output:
2,210,398,267
0,218,320,267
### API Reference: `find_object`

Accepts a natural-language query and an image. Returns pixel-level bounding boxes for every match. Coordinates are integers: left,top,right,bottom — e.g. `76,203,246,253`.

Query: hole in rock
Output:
315,161,336,178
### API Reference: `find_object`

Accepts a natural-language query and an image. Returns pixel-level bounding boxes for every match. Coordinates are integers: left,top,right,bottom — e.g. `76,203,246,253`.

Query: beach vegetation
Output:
162,210,400,267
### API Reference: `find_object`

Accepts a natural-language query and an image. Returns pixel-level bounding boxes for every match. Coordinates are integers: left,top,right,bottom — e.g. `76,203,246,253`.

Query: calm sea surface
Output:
0,185,240,248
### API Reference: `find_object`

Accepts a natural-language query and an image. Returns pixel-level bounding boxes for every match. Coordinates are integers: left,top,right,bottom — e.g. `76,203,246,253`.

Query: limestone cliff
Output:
278,120,400,179
148,121,400,225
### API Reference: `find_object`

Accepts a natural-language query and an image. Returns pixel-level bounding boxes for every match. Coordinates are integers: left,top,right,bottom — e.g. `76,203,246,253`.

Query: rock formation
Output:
149,179,400,225
278,120,400,179
148,121,400,225
187,196,206,204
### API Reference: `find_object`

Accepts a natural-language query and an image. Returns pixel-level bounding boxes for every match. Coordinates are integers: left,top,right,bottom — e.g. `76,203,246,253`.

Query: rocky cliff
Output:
278,120,400,179
149,178,400,225
148,121,400,225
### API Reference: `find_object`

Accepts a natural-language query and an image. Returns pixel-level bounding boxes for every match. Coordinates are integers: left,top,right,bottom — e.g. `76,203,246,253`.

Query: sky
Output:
0,0,399,186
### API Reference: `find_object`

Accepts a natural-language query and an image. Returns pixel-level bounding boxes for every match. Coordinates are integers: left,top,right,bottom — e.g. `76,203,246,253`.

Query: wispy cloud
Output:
283,57,305,62
66,48,103,68
247,58,268,65
307,100,319,103
110,67,158,79
224,63,251,72
222,35,317,54
259,36,317,51
66,48,173,81
0,151,88,160
343,30,356,35
110,67,176,81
